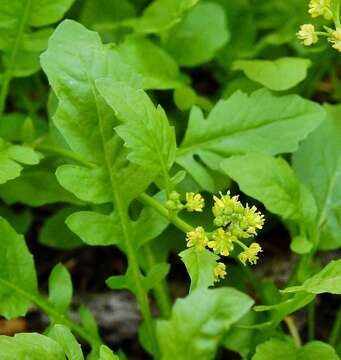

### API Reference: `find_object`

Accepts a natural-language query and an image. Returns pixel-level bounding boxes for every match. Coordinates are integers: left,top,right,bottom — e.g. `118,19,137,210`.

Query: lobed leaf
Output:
176,89,324,191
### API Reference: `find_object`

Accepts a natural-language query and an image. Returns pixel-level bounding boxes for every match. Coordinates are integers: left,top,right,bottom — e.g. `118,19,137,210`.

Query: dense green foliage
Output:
1,0,341,359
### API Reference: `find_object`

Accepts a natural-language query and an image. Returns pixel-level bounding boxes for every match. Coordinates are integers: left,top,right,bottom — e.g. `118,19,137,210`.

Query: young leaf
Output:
293,105,341,250
176,89,324,191
252,338,339,360
0,138,40,184
96,79,177,188
180,248,219,291
0,332,65,359
283,259,341,295
48,263,73,315
164,2,229,66
157,287,254,359
232,57,311,91
0,216,38,318
48,324,84,360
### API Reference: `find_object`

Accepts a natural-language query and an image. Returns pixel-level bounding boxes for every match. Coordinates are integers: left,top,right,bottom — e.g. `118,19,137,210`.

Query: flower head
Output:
185,192,205,212
308,0,332,20
238,242,263,266
214,262,227,282
243,204,265,236
297,24,318,46
207,228,235,256
186,226,208,251
329,28,341,52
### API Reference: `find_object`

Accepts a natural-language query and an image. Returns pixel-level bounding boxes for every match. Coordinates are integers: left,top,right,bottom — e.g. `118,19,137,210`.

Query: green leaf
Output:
116,36,182,89
49,324,84,360
157,287,254,359
164,2,229,66
293,105,341,250
0,0,75,80
0,216,38,318
48,263,73,314
0,138,40,184
283,259,341,295
66,211,123,247
221,153,316,222
100,345,119,360
0,169,79,206
176,89,324,191
96,79,177,183
78,305,101,341
232,57,311,91
0,332,65,360
252,338,339,360
254,291,314,329
39,206,84,249
132,0,199,34
179,248,219,291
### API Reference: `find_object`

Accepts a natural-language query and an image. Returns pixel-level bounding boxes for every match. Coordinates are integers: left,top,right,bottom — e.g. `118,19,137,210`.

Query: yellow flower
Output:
238,242,263,266
297,24,318,46
186,226,208,251
243,204,265,236
185,192,205,212
207,228,235,256
308,0,332,20
214,262,227,282
329,28,341,52
212,191,243,227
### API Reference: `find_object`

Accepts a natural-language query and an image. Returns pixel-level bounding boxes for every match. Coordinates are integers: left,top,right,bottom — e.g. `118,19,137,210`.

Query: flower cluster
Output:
297,0,341,52
165,191,204,212
184,191,264,282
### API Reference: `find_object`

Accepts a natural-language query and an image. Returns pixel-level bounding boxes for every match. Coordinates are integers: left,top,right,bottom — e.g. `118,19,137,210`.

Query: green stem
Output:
144,245,172,318
308,299,316,341
284,316,302,347
0,278,101,350
0,0,32,115
329,303,341,345
138,193,193,233
92,85,158,356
